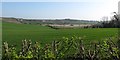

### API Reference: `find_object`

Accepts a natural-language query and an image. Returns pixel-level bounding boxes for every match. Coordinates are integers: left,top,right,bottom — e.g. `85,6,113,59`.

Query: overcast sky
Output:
1,0,120,21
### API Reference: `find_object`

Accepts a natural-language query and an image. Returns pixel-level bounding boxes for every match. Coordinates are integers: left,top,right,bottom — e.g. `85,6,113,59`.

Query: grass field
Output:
2,22,118,49
0,20,2,59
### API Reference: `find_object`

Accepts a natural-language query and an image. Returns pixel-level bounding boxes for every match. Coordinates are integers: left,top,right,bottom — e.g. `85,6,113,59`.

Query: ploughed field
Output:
2,22,118,49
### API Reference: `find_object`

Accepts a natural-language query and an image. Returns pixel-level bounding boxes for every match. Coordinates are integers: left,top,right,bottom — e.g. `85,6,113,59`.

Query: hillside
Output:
1,17,98,25
2,17,21,24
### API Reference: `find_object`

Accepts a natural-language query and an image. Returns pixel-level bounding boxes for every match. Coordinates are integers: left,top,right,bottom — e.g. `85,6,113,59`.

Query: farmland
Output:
2,22,118,49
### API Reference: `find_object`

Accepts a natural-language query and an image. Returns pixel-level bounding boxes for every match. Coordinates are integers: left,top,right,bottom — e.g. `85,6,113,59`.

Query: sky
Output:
1,0,119,2
1,0,120,21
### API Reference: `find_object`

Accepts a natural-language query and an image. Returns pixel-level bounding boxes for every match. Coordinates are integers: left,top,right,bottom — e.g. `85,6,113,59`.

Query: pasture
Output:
2,22,118,49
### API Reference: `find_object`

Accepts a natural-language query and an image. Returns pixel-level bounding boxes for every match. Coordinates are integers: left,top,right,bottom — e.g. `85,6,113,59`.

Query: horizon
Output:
1,0,120,21
1,17,98,21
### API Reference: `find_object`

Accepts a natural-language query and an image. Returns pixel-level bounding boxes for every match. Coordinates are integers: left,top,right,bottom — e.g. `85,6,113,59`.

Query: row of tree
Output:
93,12,120,28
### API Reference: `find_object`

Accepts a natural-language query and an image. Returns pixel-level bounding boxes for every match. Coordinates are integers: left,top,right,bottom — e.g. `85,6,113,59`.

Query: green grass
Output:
2,22,118,49
0,20,2,59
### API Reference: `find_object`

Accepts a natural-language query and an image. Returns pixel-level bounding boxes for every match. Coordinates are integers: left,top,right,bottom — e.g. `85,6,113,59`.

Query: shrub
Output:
2,37,120,60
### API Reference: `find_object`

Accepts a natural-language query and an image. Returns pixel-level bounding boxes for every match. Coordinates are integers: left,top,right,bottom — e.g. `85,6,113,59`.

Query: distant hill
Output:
1,17,99,24
2,17,21,24
19,18,98,25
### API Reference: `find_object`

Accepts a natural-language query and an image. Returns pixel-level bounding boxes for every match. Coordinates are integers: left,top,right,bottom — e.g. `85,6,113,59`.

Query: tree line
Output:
92,12,120,28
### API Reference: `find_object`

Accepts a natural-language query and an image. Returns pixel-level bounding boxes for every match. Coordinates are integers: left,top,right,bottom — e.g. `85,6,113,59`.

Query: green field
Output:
0,20,2,59
2,22,118,49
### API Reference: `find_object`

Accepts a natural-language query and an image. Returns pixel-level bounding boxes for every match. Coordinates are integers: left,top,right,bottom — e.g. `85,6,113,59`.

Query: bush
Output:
2,37,120,60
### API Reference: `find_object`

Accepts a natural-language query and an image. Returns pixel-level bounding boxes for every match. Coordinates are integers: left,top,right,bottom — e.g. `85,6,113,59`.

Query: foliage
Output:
92,12,120,28
2,37,120,60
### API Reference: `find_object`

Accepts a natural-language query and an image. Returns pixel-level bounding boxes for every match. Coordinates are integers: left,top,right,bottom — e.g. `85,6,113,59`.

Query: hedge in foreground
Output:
2,37,120,60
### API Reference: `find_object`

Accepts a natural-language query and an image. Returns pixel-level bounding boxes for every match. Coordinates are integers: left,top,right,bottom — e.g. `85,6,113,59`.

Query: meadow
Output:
2,22,118,49
0,20,2,59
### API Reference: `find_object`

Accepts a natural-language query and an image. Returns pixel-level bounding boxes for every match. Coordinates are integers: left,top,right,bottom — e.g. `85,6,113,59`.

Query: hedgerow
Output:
2,36,120,60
